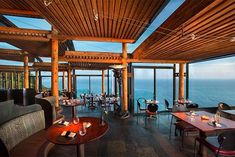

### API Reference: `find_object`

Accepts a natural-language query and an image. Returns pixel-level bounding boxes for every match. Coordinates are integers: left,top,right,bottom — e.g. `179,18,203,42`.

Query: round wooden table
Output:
60,99,84,118
46,117,109,157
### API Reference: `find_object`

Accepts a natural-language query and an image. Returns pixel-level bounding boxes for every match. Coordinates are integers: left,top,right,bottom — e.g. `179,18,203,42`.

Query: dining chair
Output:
146,103,159,127
163,99,173,118
217,102,231,111
194,130,235,157
136,97,147,123
169,103,199,149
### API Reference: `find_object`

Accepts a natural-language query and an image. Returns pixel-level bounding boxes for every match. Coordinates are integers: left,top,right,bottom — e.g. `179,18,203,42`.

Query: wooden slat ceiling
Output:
133,0,235,62
1,1,34,11
1,0,167,42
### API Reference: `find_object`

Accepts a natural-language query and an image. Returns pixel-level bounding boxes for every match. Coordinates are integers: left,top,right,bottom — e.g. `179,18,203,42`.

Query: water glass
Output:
79,123,87,136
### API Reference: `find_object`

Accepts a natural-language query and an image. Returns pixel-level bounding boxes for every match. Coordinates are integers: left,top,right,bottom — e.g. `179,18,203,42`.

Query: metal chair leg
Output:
194,138,198,157
169,115,173,140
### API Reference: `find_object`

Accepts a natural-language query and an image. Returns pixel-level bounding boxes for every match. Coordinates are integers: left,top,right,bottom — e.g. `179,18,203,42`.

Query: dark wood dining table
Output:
46,117,109,157
60,99,84,118
171,111,235,156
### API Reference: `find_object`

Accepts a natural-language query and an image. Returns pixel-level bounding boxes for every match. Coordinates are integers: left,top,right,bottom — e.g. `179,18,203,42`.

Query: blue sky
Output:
0,0,235,79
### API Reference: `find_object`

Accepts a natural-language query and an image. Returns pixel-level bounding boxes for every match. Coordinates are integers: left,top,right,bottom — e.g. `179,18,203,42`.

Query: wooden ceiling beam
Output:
50,34,135,43
127,59,188,64
0,48,35,62
60,51,122,63
0,65,34,72
0,8,41,18
0,26,50,42
0,48,23,55
0,26,135,43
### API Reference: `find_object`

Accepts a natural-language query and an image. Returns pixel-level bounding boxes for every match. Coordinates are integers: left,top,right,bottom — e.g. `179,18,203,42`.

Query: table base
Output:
77,144,84,157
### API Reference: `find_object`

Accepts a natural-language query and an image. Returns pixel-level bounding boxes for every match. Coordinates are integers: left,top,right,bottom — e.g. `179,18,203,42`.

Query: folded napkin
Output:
61,131,76,138
58,120,69,126
208,121,222,127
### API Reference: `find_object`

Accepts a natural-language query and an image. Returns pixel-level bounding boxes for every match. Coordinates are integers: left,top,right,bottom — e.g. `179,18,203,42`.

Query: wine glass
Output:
79,123,87,136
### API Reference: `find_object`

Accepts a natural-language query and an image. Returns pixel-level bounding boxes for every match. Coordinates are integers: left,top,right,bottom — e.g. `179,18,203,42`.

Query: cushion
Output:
0,100,42,125
0,100,15,125
9,130,50,157
0,110,45,151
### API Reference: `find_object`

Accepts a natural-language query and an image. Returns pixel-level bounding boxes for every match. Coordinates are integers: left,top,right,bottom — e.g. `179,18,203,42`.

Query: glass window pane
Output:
134,69,154,113
156,69,173,111
189,57,235,107
41,77,51,91
77,76,89,96
90,76,102,94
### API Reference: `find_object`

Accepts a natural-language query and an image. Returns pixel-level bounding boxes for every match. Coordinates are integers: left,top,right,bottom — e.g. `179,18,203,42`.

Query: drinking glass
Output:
79,123,87,136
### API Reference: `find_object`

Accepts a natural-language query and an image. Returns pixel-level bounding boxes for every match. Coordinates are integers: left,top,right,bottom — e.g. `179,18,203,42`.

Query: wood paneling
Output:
133,0,235,62
2,0,166,42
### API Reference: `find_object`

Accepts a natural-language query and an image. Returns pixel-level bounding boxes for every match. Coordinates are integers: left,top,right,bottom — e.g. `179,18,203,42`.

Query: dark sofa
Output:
35,94,64,129
0,100,53,157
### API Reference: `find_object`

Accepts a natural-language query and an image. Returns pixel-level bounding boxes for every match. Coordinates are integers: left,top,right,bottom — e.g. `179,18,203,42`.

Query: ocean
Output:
42,78,235,113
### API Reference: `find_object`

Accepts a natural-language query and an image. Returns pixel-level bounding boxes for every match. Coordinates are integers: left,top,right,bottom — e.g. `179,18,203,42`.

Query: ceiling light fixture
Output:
44,0,53,6
190,33,196,40
93,9,99,22
230,37,235,42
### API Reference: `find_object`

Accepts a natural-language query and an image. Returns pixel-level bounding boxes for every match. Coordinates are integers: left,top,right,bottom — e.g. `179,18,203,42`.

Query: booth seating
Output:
35,94,64,129
0,100,54,157
0,89,9,102
0,88,37,106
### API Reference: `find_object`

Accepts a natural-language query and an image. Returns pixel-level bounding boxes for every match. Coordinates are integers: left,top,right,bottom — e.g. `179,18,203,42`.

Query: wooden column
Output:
102,69,105,95
35,70,39,92
178,63,185,100
62,71,66,90
24,54,29,88
67,68,72,92
17,73,21,89
5,72,8,89
122,43,128,112
51,39,59,107
10,72,13,88
72,69,76,94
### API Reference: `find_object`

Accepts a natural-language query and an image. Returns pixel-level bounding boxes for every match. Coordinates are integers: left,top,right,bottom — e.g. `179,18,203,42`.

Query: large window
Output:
189,57,235,107
76,76,89,96
156,69,173,111
90,76,102,94
134,69,154,113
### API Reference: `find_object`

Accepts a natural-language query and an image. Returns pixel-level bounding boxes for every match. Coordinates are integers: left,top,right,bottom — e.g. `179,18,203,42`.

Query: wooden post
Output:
23,54,29,88
17,72,21,89
178,63,185,100
35,70,39,92
72,69,76,95
10,72,13,88
102,69,105,95
67,68,72,92
62,71,66,90
51,39,59,107
122,43,128,112
5,72,8,89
